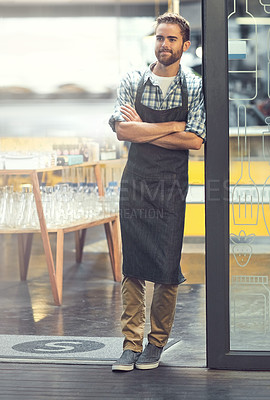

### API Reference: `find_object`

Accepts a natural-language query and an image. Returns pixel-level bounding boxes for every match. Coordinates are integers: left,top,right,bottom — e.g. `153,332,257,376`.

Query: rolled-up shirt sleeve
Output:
185,78,206,142
109,72,137,132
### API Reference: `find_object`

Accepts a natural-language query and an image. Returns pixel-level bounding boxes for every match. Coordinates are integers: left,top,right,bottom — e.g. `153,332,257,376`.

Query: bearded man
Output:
109,12,206,372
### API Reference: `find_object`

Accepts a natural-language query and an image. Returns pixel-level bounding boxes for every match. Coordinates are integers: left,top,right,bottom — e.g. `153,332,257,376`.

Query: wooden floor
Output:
1,228,270,398
1,363,270,399
0,228,206,366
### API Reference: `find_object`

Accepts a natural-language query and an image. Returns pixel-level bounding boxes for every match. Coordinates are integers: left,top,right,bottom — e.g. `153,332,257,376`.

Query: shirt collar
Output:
143,62,183,85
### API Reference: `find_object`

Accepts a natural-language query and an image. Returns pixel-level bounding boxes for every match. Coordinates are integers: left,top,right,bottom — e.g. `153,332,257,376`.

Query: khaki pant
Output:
121,276,179,352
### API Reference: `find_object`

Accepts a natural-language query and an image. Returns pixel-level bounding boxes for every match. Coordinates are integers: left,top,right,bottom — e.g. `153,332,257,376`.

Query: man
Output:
109,12,206,372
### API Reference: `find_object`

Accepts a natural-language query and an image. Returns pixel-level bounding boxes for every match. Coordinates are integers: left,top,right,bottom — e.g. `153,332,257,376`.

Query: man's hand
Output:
120,104,142,122
150,131,203,150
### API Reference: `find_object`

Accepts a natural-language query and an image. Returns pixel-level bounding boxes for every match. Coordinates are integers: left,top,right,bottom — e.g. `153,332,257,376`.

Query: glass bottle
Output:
20,184,37,229
0,187,6,228
107,181,119,214
228,0,257,100
3,186,14,228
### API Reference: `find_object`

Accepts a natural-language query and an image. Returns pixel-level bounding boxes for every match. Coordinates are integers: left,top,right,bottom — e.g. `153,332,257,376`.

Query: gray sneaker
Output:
135,343,163,370
112,350,141,372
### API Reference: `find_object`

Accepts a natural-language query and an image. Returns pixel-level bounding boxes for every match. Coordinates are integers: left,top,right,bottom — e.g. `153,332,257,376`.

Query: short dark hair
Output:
155,12,190,42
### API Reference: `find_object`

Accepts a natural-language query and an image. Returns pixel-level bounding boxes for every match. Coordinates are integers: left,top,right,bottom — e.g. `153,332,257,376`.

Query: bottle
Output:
0,187,5,227
20,184,37,229
41,185,54,226
90,142,100,162
228,0,257,100
3,186,14,228
80,142,89,162
108,181,119,214
86,182,99,219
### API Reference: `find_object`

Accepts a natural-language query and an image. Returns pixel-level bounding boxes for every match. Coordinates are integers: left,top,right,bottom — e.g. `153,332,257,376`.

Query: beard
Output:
156,46,184,67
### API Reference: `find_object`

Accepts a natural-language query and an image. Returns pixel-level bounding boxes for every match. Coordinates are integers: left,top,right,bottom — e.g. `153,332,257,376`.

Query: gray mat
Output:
0,335,178,365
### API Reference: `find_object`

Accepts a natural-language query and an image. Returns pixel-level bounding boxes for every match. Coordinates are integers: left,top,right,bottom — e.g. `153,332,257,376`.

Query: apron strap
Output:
179,72,188,111
135,73,146,111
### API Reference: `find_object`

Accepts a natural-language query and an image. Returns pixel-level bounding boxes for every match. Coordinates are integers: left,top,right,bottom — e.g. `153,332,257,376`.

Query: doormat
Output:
0,335,178,365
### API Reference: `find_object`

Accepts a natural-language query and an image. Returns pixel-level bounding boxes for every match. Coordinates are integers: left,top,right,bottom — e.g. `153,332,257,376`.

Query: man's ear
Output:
183,41,191,52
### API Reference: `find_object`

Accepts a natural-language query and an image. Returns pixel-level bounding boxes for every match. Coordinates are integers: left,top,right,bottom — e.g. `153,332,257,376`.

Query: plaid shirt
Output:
109,63,206,141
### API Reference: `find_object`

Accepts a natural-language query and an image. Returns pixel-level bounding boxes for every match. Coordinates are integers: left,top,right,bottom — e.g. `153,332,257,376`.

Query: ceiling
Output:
0,0,199,4
0,0,201,18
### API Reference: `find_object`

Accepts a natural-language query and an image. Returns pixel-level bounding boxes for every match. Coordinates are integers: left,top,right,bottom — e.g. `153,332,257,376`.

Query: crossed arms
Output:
115,104,203,151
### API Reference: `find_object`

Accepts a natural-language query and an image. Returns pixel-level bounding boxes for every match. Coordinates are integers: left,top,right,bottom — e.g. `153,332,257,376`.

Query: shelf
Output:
0,159,127,175
0,214,118,234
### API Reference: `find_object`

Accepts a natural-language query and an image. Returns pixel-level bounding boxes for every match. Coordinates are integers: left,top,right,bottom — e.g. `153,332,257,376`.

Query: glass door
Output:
204,0,270,369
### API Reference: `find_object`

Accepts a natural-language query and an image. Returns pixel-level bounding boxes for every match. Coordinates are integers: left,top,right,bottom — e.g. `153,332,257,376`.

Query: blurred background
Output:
0,0,202,144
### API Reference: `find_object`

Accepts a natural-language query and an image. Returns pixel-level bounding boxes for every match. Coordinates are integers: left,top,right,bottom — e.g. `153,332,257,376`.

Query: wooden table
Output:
0,162,122,305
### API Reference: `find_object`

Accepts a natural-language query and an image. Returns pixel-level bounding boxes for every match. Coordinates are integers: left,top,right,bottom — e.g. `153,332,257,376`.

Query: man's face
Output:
155,23,190,67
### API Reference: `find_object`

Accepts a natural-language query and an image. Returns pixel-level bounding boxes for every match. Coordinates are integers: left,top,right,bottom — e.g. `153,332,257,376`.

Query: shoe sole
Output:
135,361,160,370
112,364,134,372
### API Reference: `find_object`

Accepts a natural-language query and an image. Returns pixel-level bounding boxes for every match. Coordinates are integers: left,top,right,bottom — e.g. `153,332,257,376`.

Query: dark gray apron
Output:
120,71,188,285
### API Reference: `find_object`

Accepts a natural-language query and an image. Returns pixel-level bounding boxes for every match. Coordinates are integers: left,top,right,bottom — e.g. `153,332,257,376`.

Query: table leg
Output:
17,233,33,281
75,229,87,263
104,222,114,267
56,229,64,304
31,171,62,305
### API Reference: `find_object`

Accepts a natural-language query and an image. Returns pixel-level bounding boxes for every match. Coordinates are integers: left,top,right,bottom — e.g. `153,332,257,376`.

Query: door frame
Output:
203,0,270,369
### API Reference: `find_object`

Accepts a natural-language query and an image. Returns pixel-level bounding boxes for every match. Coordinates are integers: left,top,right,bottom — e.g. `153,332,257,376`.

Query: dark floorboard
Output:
0,363,270,399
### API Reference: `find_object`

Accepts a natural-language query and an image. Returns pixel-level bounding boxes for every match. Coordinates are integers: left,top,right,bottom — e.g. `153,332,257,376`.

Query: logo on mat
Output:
12,339,105,354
